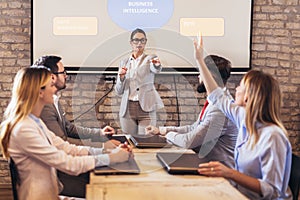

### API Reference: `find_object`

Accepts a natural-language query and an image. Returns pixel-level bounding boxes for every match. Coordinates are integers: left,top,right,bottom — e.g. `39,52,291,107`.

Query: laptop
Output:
91,134,130,144
156,152,210,175
129,135,172,148
94,157,140,175
106,135,130,144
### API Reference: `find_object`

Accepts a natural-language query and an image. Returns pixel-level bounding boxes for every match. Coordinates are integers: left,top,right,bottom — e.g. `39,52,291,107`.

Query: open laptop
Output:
94,157,140,175
129,135,172,148
156,152,210,175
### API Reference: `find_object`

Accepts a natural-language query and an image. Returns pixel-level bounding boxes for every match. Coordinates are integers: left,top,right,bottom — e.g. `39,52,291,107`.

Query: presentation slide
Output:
32,0,253,74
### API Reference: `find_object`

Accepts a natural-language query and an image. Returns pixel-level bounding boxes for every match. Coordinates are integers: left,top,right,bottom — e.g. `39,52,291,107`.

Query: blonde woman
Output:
0,67,131,200
194,38,292,199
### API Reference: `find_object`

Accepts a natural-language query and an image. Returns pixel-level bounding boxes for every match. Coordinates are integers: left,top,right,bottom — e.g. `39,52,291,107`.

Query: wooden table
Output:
86,146,247,200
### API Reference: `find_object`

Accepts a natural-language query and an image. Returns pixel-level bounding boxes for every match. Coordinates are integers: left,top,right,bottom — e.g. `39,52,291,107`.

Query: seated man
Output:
146,55,238,169
33,55,118,147
33,55,120,198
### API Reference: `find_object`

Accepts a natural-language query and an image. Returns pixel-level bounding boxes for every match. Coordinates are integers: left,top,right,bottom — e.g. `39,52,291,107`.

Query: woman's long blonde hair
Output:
243,70,287,147
0,67,51,158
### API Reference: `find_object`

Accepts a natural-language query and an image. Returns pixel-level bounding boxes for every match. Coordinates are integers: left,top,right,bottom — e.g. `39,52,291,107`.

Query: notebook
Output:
129,135,172,148
156,152,210,175
94,157,140,175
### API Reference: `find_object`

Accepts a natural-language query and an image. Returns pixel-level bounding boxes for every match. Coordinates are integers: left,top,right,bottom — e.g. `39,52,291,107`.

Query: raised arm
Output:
193,37,218,95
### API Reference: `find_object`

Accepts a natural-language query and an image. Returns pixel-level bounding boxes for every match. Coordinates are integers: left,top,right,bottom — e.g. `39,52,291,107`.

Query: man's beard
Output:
55,82,66,91
197,83,206,93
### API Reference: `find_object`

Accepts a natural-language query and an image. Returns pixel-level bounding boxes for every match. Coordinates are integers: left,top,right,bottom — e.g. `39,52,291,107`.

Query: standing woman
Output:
194,38,292,199
115,28,164,135
0,67,131,200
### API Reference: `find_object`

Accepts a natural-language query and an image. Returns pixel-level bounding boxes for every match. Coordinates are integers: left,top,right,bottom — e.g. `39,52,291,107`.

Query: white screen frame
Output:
31,0,253,74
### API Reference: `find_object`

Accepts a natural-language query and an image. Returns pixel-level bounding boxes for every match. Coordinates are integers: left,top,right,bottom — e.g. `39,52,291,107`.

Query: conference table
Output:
86,145,247,200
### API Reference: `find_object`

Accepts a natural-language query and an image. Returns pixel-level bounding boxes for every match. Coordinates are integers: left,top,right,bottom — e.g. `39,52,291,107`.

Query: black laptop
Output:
129,135,172,148
156,152,210,175
106,135,130,143
94,157,140,175
91,134,130,143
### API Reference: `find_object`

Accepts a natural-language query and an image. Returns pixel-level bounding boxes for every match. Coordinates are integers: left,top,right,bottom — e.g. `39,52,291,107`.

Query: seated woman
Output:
194,37,292,199
0,67,131,200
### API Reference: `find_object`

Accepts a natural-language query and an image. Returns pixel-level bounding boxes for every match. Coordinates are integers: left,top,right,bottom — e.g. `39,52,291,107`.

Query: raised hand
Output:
193,34,204,62
151,56,161,67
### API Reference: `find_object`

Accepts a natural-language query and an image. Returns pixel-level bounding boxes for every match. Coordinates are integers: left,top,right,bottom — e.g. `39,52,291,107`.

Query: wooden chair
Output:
289,153,300,200
9,158,20,200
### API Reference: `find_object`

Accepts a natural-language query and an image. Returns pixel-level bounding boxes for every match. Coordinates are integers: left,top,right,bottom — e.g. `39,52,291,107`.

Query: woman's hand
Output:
193,34,204,63
119,67,127,75
198,161,233,178
119,142,133,153
103,140,120,150
108,147,131,164
151,57,161,67
118,66,127,80
199,161,262,195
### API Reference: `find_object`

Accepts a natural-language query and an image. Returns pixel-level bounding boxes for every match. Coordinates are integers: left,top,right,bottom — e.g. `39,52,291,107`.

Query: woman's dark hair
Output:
130,28,146,40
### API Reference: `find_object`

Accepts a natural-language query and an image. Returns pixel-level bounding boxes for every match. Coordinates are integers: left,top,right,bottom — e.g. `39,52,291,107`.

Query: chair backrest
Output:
9,158,20,200
289,153,300,200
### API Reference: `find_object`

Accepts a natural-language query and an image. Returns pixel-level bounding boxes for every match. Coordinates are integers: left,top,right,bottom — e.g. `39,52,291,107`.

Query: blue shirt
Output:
208,87,292,200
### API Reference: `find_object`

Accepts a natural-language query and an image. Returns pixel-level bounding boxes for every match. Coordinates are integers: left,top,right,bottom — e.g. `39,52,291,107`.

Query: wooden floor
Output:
0,184,13,200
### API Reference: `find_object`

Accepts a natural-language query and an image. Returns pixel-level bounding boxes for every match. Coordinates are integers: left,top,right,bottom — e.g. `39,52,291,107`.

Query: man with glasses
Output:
33,55,119,198
33,55,117,146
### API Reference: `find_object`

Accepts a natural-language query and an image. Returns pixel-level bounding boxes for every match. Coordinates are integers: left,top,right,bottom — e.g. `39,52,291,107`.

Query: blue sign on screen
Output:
107,0,174,31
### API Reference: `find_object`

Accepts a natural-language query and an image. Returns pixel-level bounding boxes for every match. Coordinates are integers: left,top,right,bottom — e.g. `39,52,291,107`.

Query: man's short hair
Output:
32,55,62,73
204,55,231,84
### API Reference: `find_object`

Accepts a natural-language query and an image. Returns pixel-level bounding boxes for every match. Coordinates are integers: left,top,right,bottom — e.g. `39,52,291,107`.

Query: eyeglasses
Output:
131,38,147,44
53,70,67,75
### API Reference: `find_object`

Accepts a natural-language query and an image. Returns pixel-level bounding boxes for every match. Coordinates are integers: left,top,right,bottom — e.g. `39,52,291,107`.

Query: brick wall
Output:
251,0,300,150
0,0,299,185
64,73,241,132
